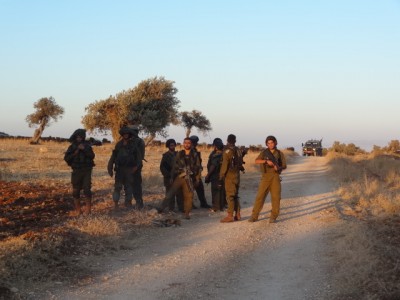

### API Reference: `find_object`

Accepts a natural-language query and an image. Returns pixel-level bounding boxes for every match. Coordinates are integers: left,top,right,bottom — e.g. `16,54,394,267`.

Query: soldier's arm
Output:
219,150,230,180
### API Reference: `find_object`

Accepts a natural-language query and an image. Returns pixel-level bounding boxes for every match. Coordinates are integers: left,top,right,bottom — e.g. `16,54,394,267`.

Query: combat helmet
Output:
189,135,199,146
69,129,86,142
166,139,176,148
119,126,132,136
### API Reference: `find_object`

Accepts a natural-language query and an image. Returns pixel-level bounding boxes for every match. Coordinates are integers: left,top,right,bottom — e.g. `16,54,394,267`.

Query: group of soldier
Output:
64,126,287,224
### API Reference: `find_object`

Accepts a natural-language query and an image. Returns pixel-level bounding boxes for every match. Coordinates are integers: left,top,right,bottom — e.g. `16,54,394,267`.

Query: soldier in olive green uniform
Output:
205,138,225,212
219,134,243,222
189,135,211,209
158,137,202,219
160,138,183,212
248,135,287,223
107,127,140,209
64,129,95,216
128,125,145,209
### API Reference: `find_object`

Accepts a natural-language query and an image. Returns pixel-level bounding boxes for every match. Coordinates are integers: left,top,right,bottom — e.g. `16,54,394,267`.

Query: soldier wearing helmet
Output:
107,126,140,209
248,135,287,223
64,129,95,216
205,138,226,212
160,138,183,212
189,135,211,209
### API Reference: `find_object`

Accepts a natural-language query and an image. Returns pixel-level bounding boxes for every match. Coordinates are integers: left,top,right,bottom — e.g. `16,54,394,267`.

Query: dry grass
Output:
327,152,400,299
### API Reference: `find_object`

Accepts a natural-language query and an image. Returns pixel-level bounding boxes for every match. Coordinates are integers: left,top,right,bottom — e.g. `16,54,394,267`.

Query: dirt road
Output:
53,156,341,300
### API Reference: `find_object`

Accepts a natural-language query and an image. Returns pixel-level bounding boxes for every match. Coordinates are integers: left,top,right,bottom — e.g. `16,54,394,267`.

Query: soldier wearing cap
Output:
160,138,184,212
205,138,226,212
189,135,211,209
64,129,95,216
248,135,287,223
107,126,140,209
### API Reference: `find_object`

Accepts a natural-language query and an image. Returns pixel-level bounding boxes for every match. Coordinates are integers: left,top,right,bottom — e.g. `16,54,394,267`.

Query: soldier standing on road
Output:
248,135,287,223
205,138,226,212
158,137,202,219
219,134,243,223
128,125,145,209
64,129,95,216
189,135,211,209
107,127,140,210
160,139,184,212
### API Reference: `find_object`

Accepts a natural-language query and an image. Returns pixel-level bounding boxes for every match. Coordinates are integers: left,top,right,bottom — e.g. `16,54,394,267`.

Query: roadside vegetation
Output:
326,141,400,299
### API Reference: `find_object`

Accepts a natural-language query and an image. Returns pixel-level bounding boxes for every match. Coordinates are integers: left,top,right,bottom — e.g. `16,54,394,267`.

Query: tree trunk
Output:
185,128,191,138
144,133,156,146
30,121,46,144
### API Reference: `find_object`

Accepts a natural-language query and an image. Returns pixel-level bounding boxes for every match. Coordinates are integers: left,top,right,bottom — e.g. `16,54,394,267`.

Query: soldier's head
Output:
266,135,277,149
119,126,132,140
183,137,192,151
189,135,199,147
227,134,236,145
166,139,176,150
212,137,223,146
69,129,86,143
127,125,140,138
214,139,224,151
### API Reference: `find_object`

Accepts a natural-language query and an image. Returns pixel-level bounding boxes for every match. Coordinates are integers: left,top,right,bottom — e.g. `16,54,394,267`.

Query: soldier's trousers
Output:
131,169,144,208
113,167,133,204
224,172,240,214
195,180,208,206
211,180,225,211
164,178,184,212
71,168,92,199
251,172,281,220
160,177,193,214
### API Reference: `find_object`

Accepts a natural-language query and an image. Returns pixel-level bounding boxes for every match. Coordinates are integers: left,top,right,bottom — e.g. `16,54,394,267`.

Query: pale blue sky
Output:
1,0,399,150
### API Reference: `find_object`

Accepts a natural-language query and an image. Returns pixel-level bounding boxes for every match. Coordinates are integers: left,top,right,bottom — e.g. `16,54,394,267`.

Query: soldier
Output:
248,135,287,223
128,125,145,209
219,134,243,222
160,139,183,212
107,127,140,209
64,129,95,216
158,137,202,219
189,135,211,209
205,138,225,212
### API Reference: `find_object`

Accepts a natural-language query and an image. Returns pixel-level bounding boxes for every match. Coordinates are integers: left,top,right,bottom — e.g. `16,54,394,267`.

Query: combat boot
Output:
69,199,81,217
234,211,241,221
83,197,92,215
220,212,234,223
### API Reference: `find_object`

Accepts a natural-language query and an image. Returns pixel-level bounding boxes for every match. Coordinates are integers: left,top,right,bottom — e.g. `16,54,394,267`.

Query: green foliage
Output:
330,141,366,156
180,109,212,137
82,77,180,142
25,97,64,128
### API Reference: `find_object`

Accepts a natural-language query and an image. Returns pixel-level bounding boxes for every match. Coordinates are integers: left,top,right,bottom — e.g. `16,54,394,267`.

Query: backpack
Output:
230,146,244,171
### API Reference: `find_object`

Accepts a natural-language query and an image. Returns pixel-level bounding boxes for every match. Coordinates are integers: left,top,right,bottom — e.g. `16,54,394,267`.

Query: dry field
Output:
1,138,399,299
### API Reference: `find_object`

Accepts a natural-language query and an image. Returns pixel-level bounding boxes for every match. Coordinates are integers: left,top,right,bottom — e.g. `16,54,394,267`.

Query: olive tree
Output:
25,97,64,144
82,77,180,143
180,109,212,137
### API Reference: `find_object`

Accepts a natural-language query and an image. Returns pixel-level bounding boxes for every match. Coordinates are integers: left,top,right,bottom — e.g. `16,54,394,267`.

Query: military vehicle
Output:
302,139,323,156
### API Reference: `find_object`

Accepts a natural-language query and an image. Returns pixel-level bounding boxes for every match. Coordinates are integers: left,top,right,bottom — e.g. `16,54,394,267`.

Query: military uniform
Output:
189,136,211,208
64,129,95,215
159,148,201,218
219,142,243,221
250,148,287,222
206,147,225,211
160,149,183,212
108,128,140,208
130,127,145,209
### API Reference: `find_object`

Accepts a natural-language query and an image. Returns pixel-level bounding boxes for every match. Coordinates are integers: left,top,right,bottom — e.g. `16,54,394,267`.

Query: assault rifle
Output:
264,149,282,174
179,166,194,192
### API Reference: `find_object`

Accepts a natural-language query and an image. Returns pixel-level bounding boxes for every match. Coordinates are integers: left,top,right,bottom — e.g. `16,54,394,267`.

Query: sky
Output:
1,0,399,151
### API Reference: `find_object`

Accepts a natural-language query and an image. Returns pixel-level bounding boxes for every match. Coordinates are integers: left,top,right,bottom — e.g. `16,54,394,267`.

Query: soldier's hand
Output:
204,175,210,184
